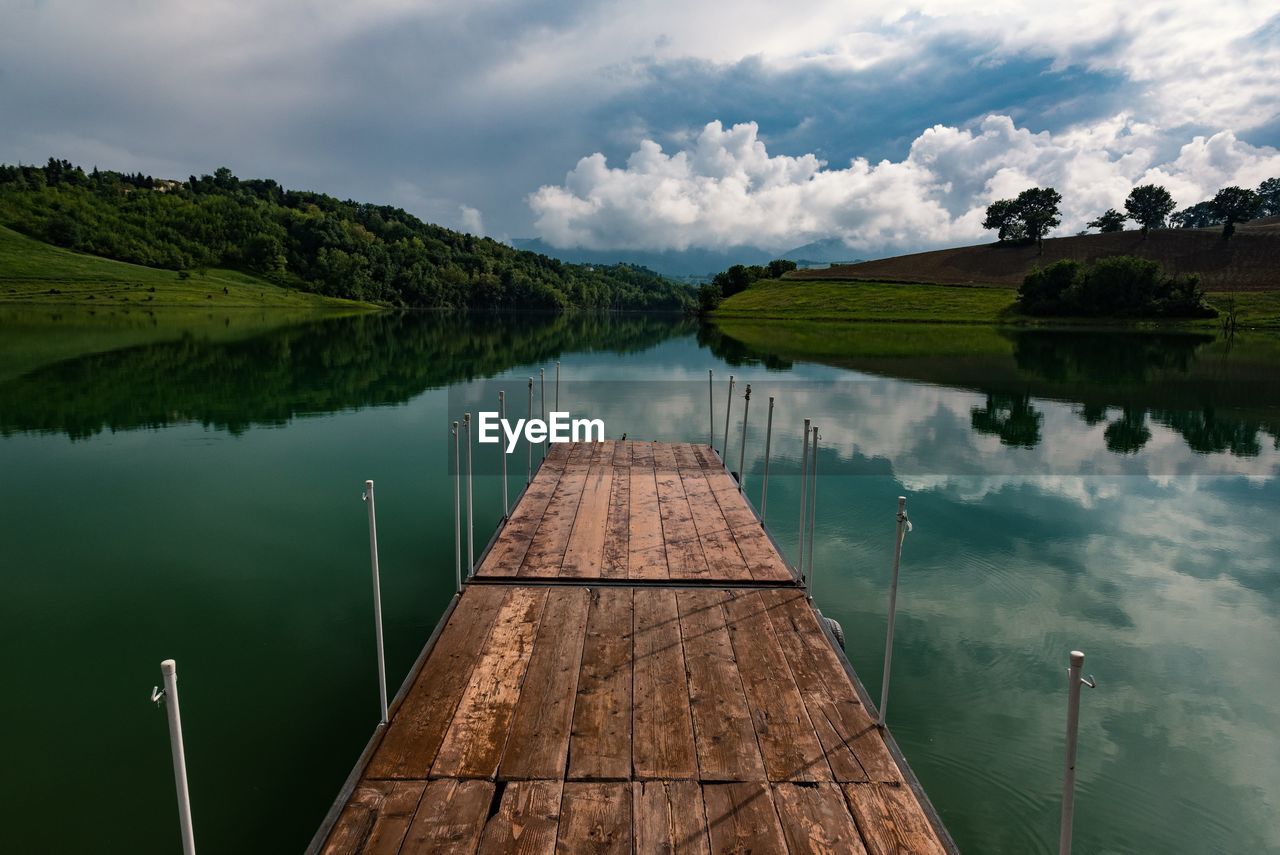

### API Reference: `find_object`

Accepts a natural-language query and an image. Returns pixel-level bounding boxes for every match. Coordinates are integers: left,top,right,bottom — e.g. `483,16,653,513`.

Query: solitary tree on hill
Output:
1258,177,1280,217
1015,187,1062,252
1211,186,1260,240
1124,184,1176,235
1087,209,1126,233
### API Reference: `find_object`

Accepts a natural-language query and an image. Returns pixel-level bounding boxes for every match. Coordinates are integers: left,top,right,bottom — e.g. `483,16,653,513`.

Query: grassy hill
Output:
793,218,1280,290
0,225,369,308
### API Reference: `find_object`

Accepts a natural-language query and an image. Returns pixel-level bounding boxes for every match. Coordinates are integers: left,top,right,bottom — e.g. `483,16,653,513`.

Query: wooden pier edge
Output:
306,441,958,854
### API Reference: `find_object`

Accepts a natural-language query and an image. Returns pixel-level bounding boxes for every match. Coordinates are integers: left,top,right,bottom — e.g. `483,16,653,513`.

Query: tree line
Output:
0,159,695,311
985,177,1279,247
696,259,798,312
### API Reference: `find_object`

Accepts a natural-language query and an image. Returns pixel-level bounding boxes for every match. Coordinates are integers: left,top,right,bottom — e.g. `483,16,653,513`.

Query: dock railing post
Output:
798,417,811,582
878,496,909,727
807,424,818,590
452,421,461,592
498,391,509,519
737,384,751,491
362,480,389,724
151,659,196,855
555,361,560,412
540,368,547,458
526,378,533,485
1060,650,1096,855
722,375,735,461
463,413,474,573
760,396,774,520
708,369,714,451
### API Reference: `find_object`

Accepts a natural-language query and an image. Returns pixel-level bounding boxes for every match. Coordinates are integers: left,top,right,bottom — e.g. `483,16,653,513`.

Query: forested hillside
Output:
0,159,693,310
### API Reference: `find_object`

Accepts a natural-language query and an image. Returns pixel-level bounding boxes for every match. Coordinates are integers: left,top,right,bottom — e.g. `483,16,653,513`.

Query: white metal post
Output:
761,396,774,520
452,421,461,592
153,659,196,855
555,361,560,412
806,425,818,590
363,480,389,724
722,375,735,459
1060,650,1095,855
878,496,909,727
499,391,509,519
737,384,751,491
539,368,546,457
463,413,474,573
708,369,715,450
798,417,811,580
526,378,533,485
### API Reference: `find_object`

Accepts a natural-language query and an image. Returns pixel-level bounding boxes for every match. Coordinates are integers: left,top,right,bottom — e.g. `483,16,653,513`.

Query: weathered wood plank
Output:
561,465,614,577
656,470,710,580
399,778,494,853
773,783,869,854
722,590,831,782
697,529,750,581
611,440,631,467
652,442,679,471
601,465,630,578
680,472,730,539
730,527,793,582
499,588,591,780
366,586,508,778
359,781,428,855
674,590,766,782
762,588,902,783
476,465,564,577
556,783,632,854
843,782,948,855
477,780,563,855
432,588,549,779
631,441,654,468
702,783,788,854
691,443,719,470
519,465,588,576
321,782,391,855
632,781,710,855
627,467,668,580
672,442,702,471
632,589,698,779
568,588,633,779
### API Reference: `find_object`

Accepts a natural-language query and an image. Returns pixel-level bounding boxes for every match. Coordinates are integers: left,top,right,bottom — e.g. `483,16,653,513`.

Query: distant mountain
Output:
512,236,867,278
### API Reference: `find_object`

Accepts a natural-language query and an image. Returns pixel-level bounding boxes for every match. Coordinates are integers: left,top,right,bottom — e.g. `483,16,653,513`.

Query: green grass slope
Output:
0,226,370,309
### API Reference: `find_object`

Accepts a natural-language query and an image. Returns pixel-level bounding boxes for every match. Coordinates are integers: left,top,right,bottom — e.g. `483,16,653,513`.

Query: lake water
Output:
2,308,1278,854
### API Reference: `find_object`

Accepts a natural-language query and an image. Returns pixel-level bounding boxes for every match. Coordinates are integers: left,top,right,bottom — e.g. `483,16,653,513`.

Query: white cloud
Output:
530,116,1280,254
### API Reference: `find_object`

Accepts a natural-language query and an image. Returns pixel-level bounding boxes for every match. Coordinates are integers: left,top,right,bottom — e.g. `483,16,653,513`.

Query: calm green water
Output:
2,309,1278,854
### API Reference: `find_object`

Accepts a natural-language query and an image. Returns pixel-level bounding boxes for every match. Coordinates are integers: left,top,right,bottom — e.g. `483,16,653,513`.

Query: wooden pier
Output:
312,441,953,854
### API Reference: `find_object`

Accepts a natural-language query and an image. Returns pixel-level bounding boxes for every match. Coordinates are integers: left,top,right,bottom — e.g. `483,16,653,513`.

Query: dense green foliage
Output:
1124,184,1176,233
983,187,1062,247
696,259,797,312
1211,186,1261,240
1171,177,1276,232
1086,209,1126,233
0,159,694,311
1019,256,1214,318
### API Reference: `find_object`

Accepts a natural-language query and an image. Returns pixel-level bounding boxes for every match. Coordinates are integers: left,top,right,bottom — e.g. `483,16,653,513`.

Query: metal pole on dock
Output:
708,370,715,451
722,375,735,461
806,424,818,591
526,378,533,485
1060,650,1096,855
540,369,547,457
878,496,909,727
452,421,461,592
760,397,774,520
363,480,389,724
498,391,509,519
463,413,474,573
798,417,811,580
151,659,196,855
555,361,560,412
737,384,751,491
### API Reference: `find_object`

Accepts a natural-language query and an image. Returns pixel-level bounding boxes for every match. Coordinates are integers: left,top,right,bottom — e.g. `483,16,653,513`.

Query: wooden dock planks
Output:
316,442,951,855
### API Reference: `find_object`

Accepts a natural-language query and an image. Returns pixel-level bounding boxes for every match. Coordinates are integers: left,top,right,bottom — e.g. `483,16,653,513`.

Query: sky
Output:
2,0,1279,257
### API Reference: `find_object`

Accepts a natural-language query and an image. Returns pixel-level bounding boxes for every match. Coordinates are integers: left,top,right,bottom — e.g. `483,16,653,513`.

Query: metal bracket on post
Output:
363,480,389,724
737,384,751,491
760,396,774,520
878,496,910,728
152,659,196,855
498,391,509,519
1060,650,1097,855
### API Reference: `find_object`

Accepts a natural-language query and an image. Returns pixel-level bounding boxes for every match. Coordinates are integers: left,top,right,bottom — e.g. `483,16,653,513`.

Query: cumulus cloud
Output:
530,116,1280,254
